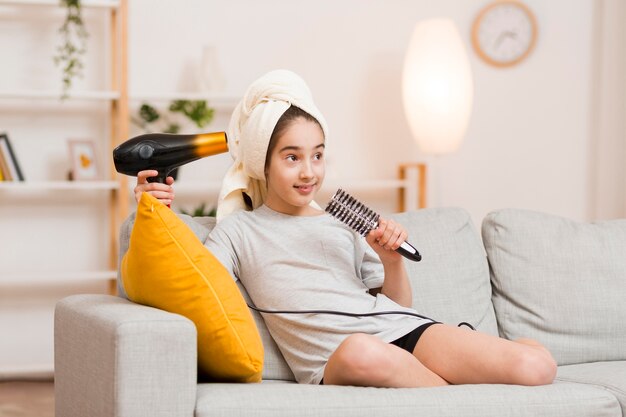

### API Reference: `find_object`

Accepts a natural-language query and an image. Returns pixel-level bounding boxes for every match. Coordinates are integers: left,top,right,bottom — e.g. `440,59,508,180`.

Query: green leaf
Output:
179,202,216,217
168,100,215,128
138,103,160,123
164,123,181,134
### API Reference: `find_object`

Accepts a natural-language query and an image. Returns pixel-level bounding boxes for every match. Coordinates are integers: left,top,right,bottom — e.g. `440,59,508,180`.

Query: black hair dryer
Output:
113,132,228,183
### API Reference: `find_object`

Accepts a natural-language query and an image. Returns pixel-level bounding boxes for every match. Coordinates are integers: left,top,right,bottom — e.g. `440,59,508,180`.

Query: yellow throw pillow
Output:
121,192,263,382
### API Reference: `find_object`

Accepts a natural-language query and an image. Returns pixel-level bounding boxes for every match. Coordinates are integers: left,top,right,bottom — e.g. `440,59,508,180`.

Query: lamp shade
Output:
402,18,473,155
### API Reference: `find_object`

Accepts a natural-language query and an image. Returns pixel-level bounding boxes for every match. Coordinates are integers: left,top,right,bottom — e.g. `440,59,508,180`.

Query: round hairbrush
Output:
325,189,422,262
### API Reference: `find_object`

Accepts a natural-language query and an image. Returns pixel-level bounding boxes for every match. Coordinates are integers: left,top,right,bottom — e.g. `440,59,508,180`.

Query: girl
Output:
134,70,556,388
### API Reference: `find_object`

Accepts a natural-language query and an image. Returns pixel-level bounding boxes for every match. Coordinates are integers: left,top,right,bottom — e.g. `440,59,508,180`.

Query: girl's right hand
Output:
134,170,175,205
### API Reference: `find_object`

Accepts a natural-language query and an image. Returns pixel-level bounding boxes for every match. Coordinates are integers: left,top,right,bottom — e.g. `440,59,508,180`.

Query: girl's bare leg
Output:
323,333,449,388
412,324,557,386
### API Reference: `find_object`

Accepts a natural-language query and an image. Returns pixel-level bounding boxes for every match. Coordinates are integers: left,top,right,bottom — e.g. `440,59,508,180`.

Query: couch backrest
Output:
393,208,498,335
482,208,626,365
118,206,497,381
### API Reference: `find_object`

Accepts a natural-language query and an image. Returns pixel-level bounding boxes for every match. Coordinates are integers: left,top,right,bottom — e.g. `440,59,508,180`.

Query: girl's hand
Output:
365,217,407,264
134,170,175,205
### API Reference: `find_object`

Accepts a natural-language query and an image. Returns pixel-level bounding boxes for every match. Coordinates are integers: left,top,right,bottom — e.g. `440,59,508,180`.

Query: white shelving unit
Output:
167,178,410,194
0,180,119,191
7,270,118,285
0,89,120,101
130,92,240,109
0,0,129,288
0,0,119,7
0,0,129,379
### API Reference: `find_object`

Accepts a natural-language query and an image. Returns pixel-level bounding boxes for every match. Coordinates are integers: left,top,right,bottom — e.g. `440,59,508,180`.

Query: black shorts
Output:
319,322,440,385
390,321,440,354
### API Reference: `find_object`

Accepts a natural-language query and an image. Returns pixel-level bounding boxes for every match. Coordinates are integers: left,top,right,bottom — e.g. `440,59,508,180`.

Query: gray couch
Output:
54,207,626,417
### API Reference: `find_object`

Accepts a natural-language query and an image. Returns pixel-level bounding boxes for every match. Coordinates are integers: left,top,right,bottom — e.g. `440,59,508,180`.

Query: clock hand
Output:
494,30,518,49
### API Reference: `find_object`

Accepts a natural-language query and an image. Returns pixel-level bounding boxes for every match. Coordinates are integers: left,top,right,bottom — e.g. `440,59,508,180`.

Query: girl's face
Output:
264,117,325,216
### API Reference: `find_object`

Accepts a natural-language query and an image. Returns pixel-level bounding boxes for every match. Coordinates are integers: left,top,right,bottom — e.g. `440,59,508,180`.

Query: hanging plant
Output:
53,0,89,99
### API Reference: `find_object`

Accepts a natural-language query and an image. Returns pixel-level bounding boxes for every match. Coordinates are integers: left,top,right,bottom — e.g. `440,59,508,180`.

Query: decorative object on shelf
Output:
132,100,215,134
198,44,226,93
179,202,216,217
53,0,89,99
402,18,473,207
68,139,100,180
0,145,9,181
0,133,25,181
471,0,538,67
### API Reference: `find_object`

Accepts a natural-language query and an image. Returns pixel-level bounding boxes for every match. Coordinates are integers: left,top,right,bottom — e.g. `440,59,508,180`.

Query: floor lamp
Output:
399,18,473,210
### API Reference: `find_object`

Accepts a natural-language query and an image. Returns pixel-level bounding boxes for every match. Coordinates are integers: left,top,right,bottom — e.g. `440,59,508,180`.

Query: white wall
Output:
127,0,617,223
0,0,624,376
589,0,626,219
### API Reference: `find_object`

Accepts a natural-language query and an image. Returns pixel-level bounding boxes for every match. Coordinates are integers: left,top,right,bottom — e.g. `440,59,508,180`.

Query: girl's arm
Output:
365,218,413,307
134,169,175,205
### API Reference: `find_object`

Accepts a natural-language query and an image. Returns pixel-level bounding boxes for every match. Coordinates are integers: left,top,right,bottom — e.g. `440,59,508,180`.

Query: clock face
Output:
472,1,537,67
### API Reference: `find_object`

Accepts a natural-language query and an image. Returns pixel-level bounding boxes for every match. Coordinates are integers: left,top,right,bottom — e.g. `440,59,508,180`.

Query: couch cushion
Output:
391,208,498,335
121,193,263,382
195,381,621,417
482,209,626,365
557,361,626,415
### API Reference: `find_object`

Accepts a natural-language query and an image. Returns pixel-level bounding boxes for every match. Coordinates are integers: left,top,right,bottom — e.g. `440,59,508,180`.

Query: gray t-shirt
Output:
205,205,432,384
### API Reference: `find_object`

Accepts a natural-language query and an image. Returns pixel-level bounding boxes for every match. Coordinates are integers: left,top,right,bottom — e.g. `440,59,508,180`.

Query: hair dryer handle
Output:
147,172,168,184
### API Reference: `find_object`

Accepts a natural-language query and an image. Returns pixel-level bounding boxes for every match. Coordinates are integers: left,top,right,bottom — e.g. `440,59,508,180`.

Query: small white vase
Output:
198,45,226,93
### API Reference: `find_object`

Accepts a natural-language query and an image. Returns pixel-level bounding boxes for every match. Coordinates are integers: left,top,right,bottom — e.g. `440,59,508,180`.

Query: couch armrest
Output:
55,294,197,417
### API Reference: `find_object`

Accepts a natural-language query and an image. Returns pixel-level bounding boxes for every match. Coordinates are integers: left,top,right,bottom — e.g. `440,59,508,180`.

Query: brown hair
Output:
264,105,324,173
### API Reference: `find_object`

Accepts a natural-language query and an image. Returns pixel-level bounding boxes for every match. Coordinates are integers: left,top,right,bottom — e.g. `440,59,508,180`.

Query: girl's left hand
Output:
365,217,407,263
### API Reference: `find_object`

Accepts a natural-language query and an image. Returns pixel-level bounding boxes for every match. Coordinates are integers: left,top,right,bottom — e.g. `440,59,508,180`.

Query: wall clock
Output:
471,1,538,67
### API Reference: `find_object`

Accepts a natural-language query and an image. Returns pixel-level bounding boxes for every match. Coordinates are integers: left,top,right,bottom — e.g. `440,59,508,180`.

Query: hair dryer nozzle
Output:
113,131,228,183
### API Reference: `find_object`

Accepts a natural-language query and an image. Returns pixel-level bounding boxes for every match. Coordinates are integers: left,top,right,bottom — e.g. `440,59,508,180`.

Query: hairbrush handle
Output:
325,188,422,262
397,241,422,262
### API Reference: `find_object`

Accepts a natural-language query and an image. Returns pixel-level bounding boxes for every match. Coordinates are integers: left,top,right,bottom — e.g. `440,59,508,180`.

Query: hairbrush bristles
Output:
325,189,379,236
325,188,422,262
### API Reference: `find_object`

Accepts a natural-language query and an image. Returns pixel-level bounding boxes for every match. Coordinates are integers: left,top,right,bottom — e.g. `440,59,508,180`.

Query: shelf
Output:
165,180,223,194
323,179,410,191
0,364,53,380
0,270,117,284
0,90,120,101
130,92,240,109
0,181,119,191
128,179,411,195
0,0,119,8
0,90,238,105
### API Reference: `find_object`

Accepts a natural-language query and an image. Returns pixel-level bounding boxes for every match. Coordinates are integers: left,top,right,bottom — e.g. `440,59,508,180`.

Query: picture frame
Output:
68,139,100,181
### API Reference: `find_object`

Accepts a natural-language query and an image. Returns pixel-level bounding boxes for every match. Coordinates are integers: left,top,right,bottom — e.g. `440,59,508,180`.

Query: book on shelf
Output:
0,147,9,180
0,133,24,181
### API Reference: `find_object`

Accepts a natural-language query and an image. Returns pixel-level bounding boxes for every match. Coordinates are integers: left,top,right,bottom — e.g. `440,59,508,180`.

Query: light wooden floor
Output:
0,381,54,417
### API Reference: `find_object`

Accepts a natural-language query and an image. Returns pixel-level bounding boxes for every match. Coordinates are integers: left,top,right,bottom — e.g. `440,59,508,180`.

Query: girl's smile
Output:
295,183,317,194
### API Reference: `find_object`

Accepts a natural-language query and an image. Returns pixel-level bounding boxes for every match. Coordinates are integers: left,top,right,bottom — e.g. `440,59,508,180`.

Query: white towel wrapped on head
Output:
216,70,328,221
